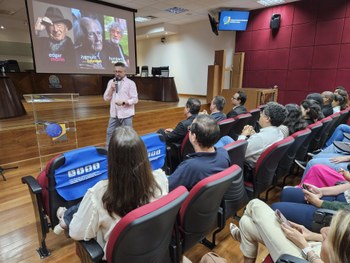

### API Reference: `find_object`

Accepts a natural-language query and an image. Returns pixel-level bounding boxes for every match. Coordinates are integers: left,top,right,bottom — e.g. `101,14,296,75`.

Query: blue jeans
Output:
325,124,350,147
63,203,80,226
214,136,235,148
270,188,345,230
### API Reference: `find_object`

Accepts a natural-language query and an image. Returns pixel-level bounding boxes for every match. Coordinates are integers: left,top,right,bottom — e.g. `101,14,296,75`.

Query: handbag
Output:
199,252,227,263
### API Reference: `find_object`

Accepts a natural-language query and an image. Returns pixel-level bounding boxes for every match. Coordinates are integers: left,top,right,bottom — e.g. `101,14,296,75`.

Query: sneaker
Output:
56,207,67,220
295,160,306,170
53,224,65,235
230,223,241,242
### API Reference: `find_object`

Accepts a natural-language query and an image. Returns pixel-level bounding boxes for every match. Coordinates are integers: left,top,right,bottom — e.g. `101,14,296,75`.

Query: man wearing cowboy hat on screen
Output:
34,6,74,67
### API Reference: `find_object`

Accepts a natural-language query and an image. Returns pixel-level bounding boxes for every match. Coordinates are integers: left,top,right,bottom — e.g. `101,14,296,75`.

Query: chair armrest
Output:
312,208,336,233
76,239,104,263
22,175,42,194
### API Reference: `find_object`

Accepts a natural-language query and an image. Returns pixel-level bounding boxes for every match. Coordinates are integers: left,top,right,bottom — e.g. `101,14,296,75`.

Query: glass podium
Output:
23,93,79,170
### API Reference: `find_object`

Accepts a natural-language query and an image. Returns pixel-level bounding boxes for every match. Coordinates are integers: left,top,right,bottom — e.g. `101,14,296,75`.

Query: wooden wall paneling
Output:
231,52,245,89
73,75,101,95
206,65,220,103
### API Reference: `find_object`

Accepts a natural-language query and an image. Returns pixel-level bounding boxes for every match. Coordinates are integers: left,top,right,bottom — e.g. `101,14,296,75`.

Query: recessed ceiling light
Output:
135,16,157,23
257,0,285,6
165,7,189,14
0,25,5,30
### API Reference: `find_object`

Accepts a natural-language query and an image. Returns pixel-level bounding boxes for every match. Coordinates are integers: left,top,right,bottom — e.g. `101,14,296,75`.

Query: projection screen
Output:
26,0,137,74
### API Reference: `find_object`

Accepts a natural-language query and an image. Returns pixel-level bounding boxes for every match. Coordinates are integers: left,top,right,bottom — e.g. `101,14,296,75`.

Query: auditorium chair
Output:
141,132,167,171
307,116,332,154
76,186,189,263
246,108,261,131
317,113,341,150
273,128,311,187
218,118,236,138
21,146,108,258
228,113,252,140
294,121,323,166
175,165,240,255
244,136,294,200
203,146,249,248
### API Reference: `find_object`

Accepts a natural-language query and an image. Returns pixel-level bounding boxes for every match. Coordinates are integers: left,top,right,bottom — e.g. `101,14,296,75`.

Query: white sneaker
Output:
56,207,67,220
53,224,65,235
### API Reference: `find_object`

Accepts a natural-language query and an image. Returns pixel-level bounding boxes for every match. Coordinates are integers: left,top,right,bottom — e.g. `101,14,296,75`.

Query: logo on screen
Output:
223,16,230,25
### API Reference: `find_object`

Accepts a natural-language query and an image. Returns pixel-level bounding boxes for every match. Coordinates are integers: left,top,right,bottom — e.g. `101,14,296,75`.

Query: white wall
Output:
137,20,236,96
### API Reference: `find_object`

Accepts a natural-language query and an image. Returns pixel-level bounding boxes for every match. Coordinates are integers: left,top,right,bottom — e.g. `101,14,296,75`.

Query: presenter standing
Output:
104,62,138,147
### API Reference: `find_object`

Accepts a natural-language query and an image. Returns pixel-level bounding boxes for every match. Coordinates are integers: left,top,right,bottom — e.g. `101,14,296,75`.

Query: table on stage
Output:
129,76,179,102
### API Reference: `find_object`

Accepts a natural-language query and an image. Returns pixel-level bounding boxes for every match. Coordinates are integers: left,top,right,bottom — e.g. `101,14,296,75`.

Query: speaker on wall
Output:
270,14,281,29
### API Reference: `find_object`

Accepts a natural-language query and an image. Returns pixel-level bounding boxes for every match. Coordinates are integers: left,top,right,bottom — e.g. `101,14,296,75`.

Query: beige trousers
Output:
238,199,321,261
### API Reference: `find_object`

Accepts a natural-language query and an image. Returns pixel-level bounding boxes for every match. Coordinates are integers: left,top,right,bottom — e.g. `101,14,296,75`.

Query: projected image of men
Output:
75,17,106,69
105,21,129,67
34,7,74,66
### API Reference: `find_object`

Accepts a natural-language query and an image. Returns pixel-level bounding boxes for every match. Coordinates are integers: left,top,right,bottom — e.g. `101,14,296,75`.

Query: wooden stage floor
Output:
0,95,208,166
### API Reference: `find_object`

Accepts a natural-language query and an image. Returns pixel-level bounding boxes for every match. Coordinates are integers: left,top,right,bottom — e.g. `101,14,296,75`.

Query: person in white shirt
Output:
53,126,168,260
103,62,138,147
237,102,287,176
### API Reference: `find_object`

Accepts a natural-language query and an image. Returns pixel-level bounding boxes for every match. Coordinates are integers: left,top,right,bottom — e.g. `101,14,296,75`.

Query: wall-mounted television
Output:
208,14,218,36
26,0,137,75
218,10,249,31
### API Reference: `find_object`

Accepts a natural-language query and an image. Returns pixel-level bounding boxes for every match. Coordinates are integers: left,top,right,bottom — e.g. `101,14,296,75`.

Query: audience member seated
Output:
321,91,335,117
227,91,248,118
52,126,168,259
270,183,350,230
306,93,324,111
332,94,346,113
279,103,308,138
237,102,287,169
325,124,350,147
299,164,350,188
158,97,201,144
303,155,350,182
168,114,231,191
201,95,226,122
301,99,323,125
230,198,350,263
334,86,349,107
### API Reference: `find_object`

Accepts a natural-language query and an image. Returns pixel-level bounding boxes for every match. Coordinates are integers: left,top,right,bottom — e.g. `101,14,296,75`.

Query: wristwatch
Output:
302,246,313,258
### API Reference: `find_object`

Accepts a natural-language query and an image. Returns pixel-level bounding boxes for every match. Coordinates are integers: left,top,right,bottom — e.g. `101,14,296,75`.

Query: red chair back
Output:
245,137,294,199
179,165,241,252
106,186,189,263
229,113,252,140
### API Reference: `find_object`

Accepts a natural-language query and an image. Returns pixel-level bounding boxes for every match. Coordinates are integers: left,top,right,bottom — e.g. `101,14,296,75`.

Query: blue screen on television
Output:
218,11,250,31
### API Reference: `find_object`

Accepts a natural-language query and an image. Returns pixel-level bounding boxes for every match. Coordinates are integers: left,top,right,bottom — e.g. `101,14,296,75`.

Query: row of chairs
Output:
167,107,262,173
22,107,350,261
76,165,244,263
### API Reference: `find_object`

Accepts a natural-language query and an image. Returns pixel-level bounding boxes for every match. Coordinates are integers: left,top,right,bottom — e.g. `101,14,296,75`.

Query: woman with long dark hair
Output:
301,99,323,125
279,103,308,137
54,126,168,258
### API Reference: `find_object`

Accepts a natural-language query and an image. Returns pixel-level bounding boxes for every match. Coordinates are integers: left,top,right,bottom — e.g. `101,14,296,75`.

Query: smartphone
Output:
302,183,310,191
275,209,291,226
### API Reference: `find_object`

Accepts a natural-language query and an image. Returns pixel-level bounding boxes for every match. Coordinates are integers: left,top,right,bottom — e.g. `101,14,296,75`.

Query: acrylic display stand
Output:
23,93,79,170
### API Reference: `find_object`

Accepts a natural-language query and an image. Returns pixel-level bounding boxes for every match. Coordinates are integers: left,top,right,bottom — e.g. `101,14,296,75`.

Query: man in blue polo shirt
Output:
168,114,231,191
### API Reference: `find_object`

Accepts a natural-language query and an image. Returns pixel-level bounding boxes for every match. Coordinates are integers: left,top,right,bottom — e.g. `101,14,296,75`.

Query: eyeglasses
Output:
232,97,239,100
